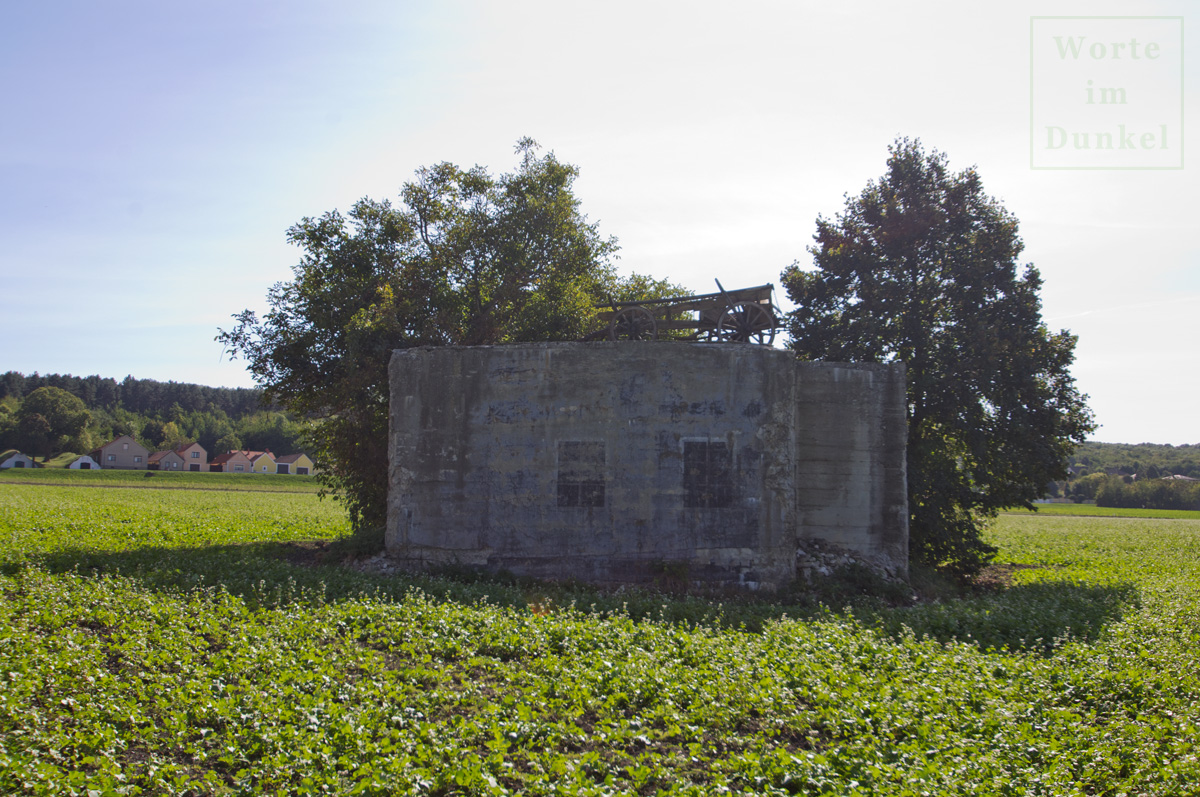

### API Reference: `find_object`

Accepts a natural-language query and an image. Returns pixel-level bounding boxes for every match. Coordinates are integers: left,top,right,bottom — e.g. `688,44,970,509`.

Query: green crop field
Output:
2,483,1198,795
0,468,322,494
1012,503,1200,521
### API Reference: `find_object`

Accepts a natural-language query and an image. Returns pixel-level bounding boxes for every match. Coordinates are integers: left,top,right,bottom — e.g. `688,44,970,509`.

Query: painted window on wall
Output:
683,441,733,508
557,441,606,507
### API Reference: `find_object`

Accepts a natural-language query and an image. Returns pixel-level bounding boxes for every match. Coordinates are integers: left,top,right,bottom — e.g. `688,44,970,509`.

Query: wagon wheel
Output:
608,306,658,341
715,303,776,344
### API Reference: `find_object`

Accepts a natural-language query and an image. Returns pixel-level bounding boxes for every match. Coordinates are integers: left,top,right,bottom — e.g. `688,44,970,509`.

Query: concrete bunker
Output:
387,342,908,590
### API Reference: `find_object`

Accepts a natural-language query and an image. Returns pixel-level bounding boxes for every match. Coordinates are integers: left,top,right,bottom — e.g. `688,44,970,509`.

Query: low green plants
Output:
1010,503,1200,520
2,482,1199,794
0,467,321,493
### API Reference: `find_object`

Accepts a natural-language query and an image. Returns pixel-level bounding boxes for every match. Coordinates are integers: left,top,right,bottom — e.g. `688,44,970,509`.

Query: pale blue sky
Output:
2,0,1196,444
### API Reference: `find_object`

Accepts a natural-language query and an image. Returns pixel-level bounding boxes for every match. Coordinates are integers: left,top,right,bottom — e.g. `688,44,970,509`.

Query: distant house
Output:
274,453,315,475
0,452,37,469
148,450,186,471
174,442,208,472
91,435,149,470
1162,474,1200,482
210,450,253,473
67,455,101,470
246,450,276,474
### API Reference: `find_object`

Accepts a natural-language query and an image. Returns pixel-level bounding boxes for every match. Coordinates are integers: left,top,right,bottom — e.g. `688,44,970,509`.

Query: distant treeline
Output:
1068,440,1200,479
1095,478,1200,511
0,371,307,458
0,371,268,417
1054,441,1200,510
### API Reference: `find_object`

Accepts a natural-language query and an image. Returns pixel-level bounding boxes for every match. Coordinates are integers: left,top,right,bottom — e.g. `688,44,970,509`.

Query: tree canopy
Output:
219,140,679,536
782,138,1095,576
14,386,90,460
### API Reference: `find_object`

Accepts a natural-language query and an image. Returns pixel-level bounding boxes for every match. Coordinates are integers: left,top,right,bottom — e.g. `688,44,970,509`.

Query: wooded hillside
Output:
1068,441,1200,479
0,371,306,459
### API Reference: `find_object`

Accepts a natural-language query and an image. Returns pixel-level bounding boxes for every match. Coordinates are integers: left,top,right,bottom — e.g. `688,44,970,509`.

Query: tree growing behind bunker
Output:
218,140,680,538
783,138,1095,577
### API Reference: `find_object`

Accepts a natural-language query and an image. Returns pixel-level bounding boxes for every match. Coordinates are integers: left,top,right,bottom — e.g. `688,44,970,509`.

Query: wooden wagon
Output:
586,281,782,345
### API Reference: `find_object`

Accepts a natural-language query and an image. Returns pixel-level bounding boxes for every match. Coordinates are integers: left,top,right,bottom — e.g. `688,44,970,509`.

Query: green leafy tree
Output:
105,408,142,440
1071,472,1109,502
159,421,187,449
219,140,674,538
236,412,307,454
214,433,242,454
782,138,1095,577
16,387,91,460
15,414,53,460
142,419,168,448
0,399,16,451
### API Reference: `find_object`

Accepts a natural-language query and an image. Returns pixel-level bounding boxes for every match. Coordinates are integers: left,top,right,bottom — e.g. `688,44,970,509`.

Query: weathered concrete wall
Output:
387,343,907,589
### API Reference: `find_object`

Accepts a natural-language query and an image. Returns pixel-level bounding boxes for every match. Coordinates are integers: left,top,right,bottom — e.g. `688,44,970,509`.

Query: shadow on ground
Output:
870,578,1139,655
5,542,1139,655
